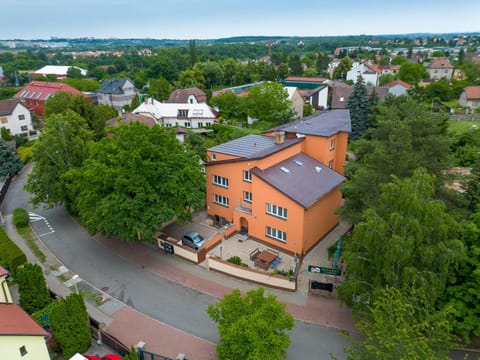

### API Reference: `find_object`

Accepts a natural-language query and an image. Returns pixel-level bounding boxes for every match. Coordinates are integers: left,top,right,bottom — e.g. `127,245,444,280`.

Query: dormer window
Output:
177,109,188,118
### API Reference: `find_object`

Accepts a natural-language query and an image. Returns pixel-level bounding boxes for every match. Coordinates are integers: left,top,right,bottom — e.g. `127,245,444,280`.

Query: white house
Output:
133,98,218,128
0,99,35,137
384,79,413,96
346,62,381,86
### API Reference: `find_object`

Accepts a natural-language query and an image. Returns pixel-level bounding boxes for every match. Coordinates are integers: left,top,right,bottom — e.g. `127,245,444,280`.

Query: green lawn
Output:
448,120,480,135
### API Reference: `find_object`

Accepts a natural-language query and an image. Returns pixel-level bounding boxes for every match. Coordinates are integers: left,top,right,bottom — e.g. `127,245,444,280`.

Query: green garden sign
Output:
308,265,341,276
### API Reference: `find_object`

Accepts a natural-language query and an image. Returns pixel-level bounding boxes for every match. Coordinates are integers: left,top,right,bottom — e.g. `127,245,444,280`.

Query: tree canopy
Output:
66,122,205,242
398,62,429,85
207,288,295,360
339,169,463,309
347,75,369,140
17,263,51,314
340,96,452,224
25,110,92,208
0,140,22,176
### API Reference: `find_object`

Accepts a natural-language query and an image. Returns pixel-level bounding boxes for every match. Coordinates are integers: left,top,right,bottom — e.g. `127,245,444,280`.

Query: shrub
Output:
17,263,51,314
0,226,27,276
227,256,242,265
13,208,29,228
17,145,34,163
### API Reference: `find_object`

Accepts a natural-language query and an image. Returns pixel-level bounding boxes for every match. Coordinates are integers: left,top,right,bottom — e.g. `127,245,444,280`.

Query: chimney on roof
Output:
274,130,285,145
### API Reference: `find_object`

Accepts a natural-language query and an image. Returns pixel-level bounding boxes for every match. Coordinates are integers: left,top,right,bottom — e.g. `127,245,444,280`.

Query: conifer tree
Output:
347,75,369,140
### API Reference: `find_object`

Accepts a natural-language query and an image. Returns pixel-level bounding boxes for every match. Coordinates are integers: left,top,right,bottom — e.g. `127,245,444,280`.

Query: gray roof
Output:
270,110,351,137
97,78,136,94
208,134,302,159
251,153,346,208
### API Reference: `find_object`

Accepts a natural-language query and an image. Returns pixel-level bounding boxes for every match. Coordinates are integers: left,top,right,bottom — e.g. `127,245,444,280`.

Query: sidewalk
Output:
4,207,355,360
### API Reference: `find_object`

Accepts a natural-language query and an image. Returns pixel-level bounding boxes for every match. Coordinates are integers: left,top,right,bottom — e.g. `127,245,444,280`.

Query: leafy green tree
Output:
340,97,452,224
399,62,429,85
50,293,91,359
130,93,140,110
66,67,83,79
0,140,22,176
124,346,140,360
17,263,51,314
332,56,352,80
288,54,303,75
209,92,246,124
391,55,407,65
197,62,224,89
338,169,463,309
346,287,452,360
378,73,396,86
207,288,295,360
25,111,92,208
148,77,172,101
423,78,455,102
460,60,480,83
66,122,205,242
189,40,197,67
243,82,293,127
178,67,205,89
61,78,100,92
441,214,480,342
347,75,369,140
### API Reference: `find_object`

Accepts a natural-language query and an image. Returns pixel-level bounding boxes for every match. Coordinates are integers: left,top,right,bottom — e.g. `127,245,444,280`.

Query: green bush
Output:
0,226,27,276
13,208,29,228
17,263,51,314
227,256,242,265
17,146,34,163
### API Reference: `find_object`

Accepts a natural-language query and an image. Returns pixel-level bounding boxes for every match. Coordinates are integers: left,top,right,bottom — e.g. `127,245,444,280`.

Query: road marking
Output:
28,211,46,222
38,230,55,237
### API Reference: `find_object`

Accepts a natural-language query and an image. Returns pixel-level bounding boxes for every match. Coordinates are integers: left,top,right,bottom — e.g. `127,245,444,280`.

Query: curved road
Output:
1,165,352,359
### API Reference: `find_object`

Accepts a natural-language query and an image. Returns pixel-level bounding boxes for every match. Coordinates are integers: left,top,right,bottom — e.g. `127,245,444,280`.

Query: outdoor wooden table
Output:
254,250,278,270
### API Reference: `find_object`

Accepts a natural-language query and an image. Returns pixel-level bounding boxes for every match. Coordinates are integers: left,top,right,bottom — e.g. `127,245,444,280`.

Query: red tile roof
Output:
14,81,84,102
384,79,413,90
0,303,49,337
0,99,21,117
464,86,480,100
363,62,382,74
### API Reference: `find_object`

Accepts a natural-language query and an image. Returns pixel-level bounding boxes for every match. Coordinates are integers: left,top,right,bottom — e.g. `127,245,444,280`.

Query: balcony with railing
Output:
235,199,252,215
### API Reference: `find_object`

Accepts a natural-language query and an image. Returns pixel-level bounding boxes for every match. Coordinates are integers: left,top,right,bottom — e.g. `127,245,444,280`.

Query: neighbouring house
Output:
14,81,85,116
96,78,138,110
31,65,87,79
327,59,341,79
0,99,35,138
133,97,218,128
284,86,304,119
459,86,480,110
426,58,454,81
329,83,389,109
378,64,401,76
300,85,328,110
167,87,207,104
205,110,350,256
346,62,381,86
384,79,413,96
0,266,50,360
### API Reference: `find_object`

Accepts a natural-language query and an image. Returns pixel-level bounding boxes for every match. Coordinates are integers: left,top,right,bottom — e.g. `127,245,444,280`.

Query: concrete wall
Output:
208,256,296,291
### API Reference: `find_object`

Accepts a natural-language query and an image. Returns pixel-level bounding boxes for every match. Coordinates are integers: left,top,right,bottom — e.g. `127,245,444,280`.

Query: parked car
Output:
182,231,206,251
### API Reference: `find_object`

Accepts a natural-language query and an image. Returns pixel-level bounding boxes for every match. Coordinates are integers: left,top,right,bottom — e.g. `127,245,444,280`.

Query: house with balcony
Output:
133,97,218,128
205,110,350,257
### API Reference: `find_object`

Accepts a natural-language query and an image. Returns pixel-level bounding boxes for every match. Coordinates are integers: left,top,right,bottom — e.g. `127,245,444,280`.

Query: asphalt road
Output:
2,165,351,359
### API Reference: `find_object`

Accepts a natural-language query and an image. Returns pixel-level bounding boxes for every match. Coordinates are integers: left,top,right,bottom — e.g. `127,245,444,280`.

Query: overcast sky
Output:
3,0,479,40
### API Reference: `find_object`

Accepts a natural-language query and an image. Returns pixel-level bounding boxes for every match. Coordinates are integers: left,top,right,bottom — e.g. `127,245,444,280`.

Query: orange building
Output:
205,110,350,257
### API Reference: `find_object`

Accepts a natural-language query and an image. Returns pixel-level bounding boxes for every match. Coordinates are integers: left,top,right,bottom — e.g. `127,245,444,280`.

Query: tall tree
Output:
189,40,197,67
332,56,352,80
399,62,429,85
25,111,92,208
0,141,22,176
338,169,463,309
207,288,295,360
346,287,453,360
17,263,51,314
66,122,205,242
340,96,452,224
347,75,369,140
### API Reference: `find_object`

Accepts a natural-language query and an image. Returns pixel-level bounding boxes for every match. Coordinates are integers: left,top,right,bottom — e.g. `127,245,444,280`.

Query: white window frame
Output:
214,194,229,207
328,159,334,169
243,170,252,182
243,191,252,203
213,175,229,188
330,138,335,150
266,226,287,243
266,203,287,219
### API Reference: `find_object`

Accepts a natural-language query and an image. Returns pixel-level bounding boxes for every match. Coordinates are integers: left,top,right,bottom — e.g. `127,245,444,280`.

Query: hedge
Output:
13,208,29,228
0,226,27,276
